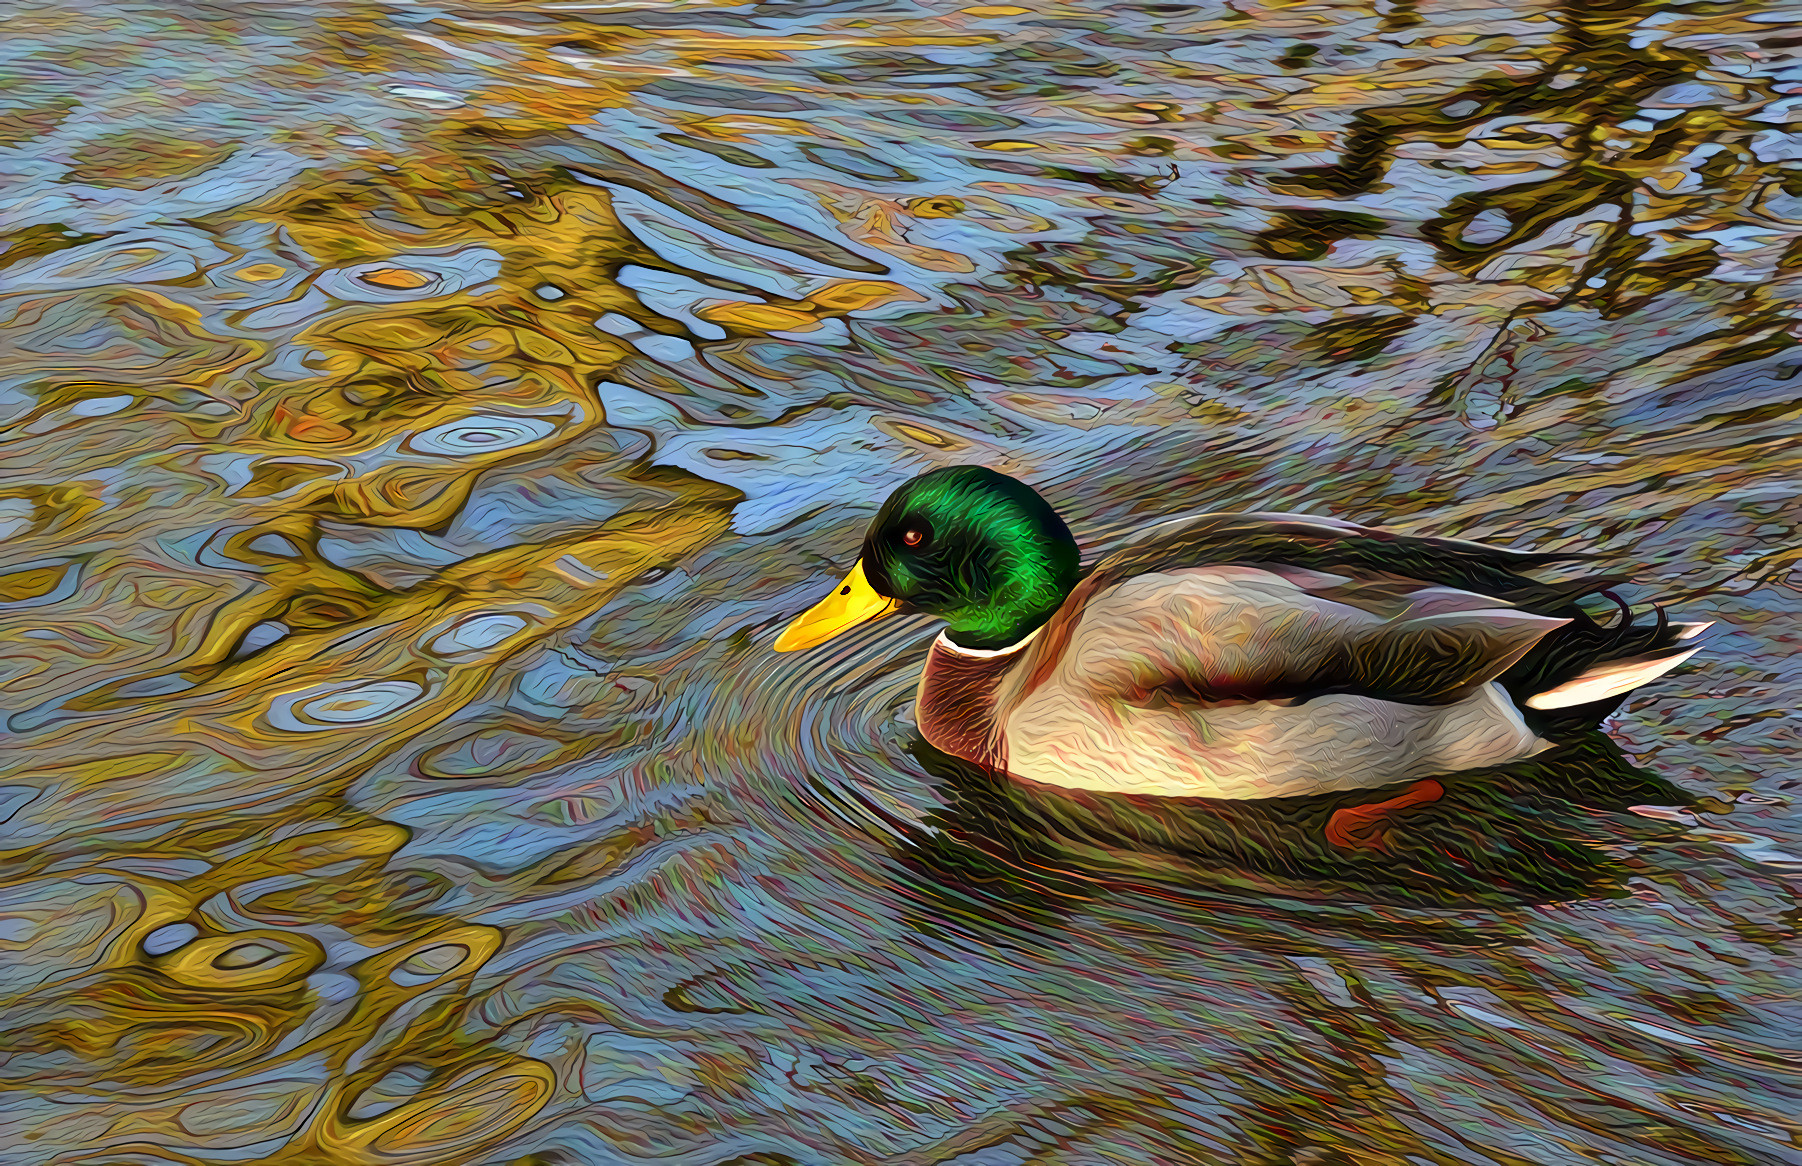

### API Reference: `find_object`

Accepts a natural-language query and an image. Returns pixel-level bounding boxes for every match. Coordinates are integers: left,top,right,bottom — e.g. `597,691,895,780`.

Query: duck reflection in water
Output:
777,466,1709,909
903,732,1701,919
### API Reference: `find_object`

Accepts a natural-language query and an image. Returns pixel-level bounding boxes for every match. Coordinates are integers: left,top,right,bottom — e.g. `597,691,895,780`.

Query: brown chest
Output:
914,636,1025,772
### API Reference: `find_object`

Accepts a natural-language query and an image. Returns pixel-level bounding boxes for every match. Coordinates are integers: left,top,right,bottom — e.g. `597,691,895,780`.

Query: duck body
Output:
777,472,1706,805
917,560,1553,799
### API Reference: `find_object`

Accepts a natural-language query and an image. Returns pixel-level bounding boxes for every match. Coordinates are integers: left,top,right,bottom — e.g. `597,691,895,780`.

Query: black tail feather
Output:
1496,575,1635,610
1498,574,1696,734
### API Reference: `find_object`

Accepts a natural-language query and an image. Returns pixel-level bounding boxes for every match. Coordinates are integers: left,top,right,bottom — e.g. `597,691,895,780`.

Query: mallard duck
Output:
775,467,1707,845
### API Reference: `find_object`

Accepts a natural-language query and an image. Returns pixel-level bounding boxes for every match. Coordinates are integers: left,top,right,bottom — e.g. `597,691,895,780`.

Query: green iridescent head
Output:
860,466,1081,650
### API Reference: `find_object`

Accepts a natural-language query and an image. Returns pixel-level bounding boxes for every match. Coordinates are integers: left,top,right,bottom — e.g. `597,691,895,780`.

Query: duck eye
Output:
902,529,924,547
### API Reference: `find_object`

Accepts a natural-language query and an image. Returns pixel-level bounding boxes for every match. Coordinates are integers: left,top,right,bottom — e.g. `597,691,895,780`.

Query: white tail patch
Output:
1673,621,1713,641
1525,647,1701,710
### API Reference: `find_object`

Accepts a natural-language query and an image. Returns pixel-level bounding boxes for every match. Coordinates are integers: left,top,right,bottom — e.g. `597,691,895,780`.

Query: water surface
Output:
3,0,1801,1161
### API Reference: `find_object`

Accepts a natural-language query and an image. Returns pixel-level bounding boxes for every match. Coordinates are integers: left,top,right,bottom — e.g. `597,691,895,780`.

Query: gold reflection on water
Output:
1,808,549,1158
0,152,815,1160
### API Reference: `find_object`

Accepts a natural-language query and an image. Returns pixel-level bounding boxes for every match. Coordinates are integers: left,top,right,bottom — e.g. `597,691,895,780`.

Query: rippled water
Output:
4,0,1802,1161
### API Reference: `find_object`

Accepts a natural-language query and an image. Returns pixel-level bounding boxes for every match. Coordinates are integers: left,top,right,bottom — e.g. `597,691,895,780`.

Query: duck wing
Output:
1040,564,1571,709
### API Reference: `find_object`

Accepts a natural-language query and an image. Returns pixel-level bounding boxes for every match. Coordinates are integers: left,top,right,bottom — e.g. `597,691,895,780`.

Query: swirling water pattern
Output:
3,0,1802,1161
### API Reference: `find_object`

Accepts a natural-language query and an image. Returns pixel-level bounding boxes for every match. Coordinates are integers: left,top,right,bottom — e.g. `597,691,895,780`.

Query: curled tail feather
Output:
1497,579,1705,728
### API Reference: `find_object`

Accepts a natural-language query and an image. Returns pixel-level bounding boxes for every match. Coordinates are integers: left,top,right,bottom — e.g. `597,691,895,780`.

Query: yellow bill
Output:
774,560,899,652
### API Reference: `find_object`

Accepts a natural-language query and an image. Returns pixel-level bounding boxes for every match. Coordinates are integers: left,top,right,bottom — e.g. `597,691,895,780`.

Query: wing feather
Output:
1058,567,1568,708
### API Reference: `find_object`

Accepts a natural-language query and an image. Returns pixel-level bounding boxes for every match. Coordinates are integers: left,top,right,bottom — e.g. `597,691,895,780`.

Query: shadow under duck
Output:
775,467,1707,848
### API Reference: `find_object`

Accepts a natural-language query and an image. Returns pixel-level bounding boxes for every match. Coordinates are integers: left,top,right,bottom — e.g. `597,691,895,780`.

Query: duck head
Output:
774,466,1080,653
